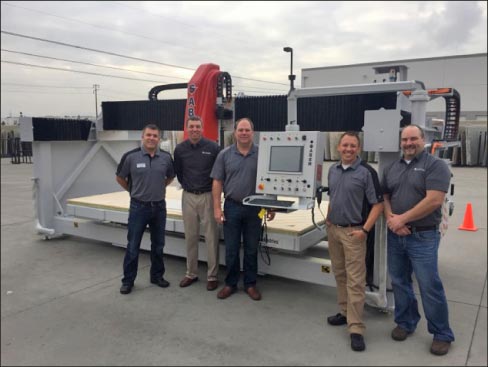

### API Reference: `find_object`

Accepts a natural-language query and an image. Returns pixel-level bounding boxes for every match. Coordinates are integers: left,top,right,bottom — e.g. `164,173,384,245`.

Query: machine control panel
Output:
255,131,324,199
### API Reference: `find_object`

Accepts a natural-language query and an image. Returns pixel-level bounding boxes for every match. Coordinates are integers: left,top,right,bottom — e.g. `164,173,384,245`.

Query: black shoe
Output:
350,333,365,352
327,313,347,326
151,278,170,288
120,284,133,294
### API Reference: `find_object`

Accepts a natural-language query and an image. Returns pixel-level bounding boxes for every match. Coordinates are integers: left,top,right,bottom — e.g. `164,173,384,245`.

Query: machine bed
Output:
66,186,328,253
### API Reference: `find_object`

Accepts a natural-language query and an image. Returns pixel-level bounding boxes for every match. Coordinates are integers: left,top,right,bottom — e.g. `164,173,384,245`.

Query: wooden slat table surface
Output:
68,186,327,236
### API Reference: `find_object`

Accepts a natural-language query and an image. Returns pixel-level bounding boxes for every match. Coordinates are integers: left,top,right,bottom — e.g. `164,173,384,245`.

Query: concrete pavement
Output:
1,158,486,366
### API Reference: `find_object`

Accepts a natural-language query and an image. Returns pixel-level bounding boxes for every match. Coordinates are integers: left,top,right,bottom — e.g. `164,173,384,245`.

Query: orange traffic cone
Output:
458,203,478,231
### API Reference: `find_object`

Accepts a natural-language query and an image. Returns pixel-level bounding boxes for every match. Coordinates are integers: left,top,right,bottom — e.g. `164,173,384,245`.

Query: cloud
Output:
428,1,484,47
1,1,486,117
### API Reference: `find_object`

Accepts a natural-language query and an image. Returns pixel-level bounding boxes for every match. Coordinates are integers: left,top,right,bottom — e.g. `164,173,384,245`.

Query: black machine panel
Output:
235,93,398,131
32,118,92,141
100,93,397,132
102,99,187,131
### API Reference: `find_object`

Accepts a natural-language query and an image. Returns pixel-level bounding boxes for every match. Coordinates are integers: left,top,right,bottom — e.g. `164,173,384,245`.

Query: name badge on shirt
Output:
137,163,146,168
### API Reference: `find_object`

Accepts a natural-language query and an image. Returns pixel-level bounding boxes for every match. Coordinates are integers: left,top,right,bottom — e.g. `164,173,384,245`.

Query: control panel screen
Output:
269,146,303,173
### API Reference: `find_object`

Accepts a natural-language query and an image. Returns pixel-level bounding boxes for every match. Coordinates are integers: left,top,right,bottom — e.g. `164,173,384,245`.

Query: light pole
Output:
283,47,295,93
93,84,100,118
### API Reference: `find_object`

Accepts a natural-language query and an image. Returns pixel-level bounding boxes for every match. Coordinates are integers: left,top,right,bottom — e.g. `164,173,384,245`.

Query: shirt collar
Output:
188,138,202,148
401,150,426,164
232,143,257,156
141,145,160,157
335,156,361,170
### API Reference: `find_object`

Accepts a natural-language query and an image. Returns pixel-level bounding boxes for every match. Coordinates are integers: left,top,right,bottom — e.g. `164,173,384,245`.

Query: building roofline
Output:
302,53,487,72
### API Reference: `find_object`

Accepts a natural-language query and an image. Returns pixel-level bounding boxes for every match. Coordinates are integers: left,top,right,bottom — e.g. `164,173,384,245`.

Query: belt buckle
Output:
408,225,421,232
189,190,203,195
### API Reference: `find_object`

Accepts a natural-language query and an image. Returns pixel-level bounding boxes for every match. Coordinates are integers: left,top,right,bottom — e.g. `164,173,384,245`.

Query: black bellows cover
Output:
102,99,187,131
32,118,92,141
100,93,397,132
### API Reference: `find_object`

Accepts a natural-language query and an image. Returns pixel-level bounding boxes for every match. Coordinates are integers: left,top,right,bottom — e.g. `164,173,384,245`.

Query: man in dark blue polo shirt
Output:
116,124,175,295
174,116,221,291
326,131,384,352
382,124,454,356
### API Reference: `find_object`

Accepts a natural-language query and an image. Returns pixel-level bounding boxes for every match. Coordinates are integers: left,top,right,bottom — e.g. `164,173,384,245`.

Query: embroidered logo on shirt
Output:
136,163,146,168
413,168,425,172
202,151,212,155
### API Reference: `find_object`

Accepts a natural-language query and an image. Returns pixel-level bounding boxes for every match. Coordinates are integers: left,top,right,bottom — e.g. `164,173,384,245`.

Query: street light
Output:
93,84,100,118
283,46,295,93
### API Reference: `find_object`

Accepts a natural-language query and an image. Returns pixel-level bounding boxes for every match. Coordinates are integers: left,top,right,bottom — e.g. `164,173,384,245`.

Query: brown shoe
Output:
391,326,411,341
217,286,236,299
245,286,262,301
179,276,198,288
207,280,219,291
430,340,451,356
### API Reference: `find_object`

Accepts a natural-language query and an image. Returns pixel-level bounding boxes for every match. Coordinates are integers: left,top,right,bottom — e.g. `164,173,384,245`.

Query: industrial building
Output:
302,53,487,121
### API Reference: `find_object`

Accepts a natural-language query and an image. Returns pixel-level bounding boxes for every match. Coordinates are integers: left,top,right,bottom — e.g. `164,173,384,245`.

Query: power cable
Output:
1,30,195,71
2,48,288,93
2,48,287,91
112,2,261,52
2,60,286,95
1,82,92,89
1,49,188,80
1,30,289,86
1,60,168,84
2,90,92,95
259,212,272,265
1,2,182,49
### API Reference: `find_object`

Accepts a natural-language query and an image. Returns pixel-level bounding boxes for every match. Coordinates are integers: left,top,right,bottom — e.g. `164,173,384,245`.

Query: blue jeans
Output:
387,229,455,342
122,199,167,286
223,200,262,289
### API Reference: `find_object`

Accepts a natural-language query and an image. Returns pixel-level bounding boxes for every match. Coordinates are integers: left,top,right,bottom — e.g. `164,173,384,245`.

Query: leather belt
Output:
407,225,438,232
335,223,363,227
185,189,211,195
131,198,165,207
225,197,244,205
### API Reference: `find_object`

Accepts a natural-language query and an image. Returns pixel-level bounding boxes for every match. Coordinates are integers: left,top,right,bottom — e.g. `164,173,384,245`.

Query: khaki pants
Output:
327,224,367,335
182,191,220,281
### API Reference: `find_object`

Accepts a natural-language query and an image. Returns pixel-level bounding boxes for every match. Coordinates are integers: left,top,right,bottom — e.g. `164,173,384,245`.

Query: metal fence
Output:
1,123,485,167
1,130,32,164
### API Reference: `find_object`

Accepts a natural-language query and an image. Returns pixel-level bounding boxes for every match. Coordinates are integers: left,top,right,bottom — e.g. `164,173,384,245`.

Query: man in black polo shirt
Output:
174,116,221,291
116,124,175,295
382,124,454,356
325,131,384,352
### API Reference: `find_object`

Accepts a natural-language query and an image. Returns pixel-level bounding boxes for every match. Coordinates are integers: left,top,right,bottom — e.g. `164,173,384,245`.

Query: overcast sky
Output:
1,1,486,118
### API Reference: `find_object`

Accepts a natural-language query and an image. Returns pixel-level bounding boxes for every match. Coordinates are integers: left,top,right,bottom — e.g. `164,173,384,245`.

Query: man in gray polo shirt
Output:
116,124,175,295
211,117,275,301
382,124,454,356
325,131,384,352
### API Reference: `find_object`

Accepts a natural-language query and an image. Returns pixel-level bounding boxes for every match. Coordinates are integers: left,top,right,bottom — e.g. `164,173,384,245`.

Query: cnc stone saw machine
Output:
20,64,460,311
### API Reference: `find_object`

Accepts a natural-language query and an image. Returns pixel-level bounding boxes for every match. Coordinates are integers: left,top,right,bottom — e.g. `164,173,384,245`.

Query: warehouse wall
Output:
302,53,487,121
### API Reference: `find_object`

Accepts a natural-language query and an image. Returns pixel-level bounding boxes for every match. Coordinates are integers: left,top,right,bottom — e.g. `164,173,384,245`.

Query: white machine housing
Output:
19,78,459,312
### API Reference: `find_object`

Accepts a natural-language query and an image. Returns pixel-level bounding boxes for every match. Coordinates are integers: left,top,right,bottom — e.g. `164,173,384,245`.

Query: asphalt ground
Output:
1,158,486,366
